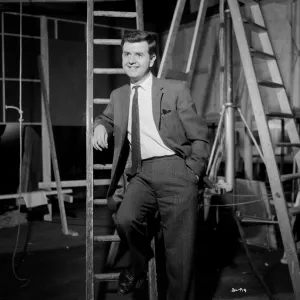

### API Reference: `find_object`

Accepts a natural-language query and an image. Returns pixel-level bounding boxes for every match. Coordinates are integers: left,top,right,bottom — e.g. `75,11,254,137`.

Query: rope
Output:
9,2,30,287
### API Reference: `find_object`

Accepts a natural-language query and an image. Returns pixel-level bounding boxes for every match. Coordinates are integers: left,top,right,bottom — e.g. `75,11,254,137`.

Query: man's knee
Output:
115,210,136,232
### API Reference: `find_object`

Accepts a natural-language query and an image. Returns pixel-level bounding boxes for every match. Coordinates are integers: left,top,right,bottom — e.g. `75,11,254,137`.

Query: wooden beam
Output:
0,189,73,201
40,16,51,191
0,0,122,2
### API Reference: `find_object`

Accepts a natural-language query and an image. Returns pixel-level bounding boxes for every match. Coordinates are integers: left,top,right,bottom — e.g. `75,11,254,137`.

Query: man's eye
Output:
136,54,142,58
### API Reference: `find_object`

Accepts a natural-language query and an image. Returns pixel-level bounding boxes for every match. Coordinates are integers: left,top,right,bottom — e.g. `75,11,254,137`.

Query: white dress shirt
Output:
127,73,175,160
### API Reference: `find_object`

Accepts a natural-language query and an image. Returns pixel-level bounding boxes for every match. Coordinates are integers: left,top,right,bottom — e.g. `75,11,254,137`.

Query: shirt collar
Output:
130,72,152,92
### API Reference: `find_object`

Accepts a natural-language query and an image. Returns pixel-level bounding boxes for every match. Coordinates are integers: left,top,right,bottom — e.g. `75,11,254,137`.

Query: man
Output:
93,30,209,300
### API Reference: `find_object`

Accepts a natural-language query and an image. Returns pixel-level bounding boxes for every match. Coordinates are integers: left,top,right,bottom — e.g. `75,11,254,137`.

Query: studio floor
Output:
0,200,296,300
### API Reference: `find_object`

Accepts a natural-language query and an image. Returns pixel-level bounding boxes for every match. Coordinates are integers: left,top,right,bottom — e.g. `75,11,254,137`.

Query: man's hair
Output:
121,30,156,56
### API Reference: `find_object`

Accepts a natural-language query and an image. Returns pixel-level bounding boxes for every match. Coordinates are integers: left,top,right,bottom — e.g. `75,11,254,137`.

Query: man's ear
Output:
150,54,156,67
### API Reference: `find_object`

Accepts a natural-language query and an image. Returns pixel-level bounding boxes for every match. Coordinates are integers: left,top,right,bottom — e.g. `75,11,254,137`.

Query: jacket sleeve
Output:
177,82,210,178
93,91,114,137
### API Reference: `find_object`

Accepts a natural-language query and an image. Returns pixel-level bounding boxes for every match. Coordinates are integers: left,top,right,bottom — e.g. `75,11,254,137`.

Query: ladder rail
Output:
86,1,94,300
228,1,300,298
185,0,208,86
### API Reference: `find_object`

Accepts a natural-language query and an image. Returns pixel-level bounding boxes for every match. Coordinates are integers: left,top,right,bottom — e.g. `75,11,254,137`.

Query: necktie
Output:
131,85,141,175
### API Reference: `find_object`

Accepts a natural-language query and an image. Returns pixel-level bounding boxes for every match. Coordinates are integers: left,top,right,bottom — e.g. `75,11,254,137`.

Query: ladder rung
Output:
94,199,108,205
289,206,300,216
250,48,276,60
266,112,294,119
94,98,110,104
94,164,112,170
94,68,125,75
166,69,188,81
258,81,284,88
238,0,258,4
94,39,122,45
94,11,137,18
94,273,120,281
281,173,300,182
240,216,278,224
276,143,300,148
243,19,267,33
94,235,121,242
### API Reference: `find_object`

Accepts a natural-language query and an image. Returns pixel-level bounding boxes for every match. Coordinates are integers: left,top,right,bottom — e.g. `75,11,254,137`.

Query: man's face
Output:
122,41,156,83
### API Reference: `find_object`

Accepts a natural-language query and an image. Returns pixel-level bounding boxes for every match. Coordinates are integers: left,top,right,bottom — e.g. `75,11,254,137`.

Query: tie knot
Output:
132,85,140,91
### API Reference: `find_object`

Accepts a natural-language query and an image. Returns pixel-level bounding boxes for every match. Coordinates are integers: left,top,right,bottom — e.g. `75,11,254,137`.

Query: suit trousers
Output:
115,155,199,300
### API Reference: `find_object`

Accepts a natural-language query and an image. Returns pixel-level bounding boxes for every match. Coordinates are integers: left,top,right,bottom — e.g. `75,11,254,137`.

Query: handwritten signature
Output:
231,288,247,293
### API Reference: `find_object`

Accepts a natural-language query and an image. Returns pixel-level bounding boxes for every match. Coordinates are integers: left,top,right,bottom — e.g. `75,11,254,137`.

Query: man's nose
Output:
128,56,136,64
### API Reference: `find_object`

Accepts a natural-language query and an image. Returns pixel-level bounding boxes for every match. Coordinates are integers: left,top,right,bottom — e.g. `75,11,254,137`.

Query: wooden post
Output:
40,16,52,221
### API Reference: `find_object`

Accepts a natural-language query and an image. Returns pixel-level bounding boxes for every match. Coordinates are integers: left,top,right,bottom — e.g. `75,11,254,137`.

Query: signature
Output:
231,288,247,293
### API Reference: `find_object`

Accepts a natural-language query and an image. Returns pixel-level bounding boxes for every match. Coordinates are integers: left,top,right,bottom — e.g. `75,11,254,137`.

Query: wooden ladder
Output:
86,0,209,299
228,0,300,298
86,1,158,300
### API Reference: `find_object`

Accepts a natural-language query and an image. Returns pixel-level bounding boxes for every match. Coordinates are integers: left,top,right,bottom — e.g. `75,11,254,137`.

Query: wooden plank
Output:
93,68,125,74
40,17,51,194
93,164,112,170
148,239,158,300
94,98,110,104
94,235,121,242
94,11,136,18
135,0,144,30
0,189,72,201
157,0,187,78
0,0,122,2
86,1,94,299
38,57,69,235
94,273,119,281
38,179,110,188
94,39,121,45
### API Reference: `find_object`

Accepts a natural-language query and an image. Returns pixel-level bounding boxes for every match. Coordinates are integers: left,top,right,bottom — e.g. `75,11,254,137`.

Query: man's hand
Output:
93,125,108,151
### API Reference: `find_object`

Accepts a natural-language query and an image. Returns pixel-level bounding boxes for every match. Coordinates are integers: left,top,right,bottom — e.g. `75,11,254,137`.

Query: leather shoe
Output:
118,269,137,295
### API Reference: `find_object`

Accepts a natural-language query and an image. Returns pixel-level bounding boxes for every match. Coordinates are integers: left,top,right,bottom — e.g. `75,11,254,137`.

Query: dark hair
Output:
121,30,156,56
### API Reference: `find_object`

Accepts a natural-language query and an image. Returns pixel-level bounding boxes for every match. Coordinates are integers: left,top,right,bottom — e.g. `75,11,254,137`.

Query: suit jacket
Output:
94,76,209,212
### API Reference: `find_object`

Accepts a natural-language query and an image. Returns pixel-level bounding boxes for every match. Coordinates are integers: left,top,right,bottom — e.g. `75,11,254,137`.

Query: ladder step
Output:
266,112,294,119
94,39,122,45
93,164,112,170
258,81,284,88
289,206,300,216
94,273,120,281
94,235,121,242
94,11,137,18
238,0,258,4
243,19,267,33
250,48,276,60
94,68,125,75
281,173,300,182
94,98,110,104
276,143,300,148
240,216,278,224
166,69,188,81
94,199,108,205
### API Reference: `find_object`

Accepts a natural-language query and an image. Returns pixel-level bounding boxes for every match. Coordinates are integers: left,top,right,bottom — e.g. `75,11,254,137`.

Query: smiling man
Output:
93,30,209,300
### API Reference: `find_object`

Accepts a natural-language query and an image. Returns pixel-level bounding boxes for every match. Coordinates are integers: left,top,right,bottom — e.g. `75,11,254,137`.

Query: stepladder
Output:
221,0,300,299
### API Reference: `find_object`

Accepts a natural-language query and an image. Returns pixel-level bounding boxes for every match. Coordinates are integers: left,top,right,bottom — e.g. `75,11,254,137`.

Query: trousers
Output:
115,155,199,300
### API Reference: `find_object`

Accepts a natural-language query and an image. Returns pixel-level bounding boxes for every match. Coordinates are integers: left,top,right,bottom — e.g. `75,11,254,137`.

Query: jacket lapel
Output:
152,77,164,130
119,84,131,141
